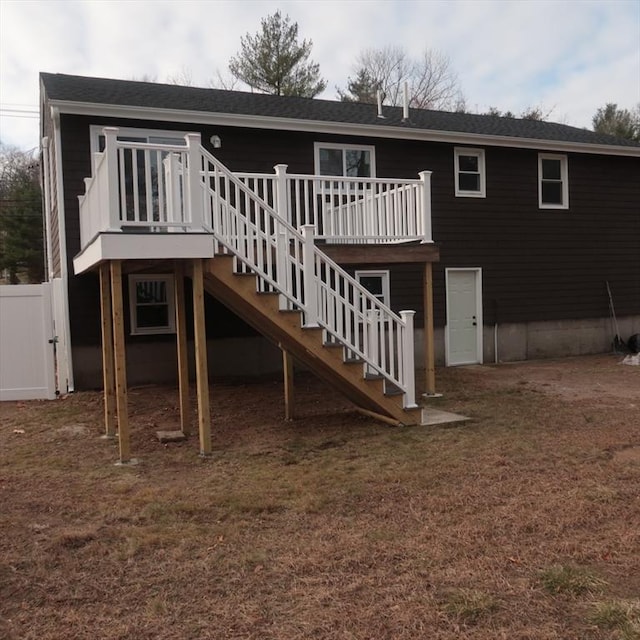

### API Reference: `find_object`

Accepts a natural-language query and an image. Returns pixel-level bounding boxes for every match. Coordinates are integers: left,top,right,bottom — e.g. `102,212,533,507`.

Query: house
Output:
39,73,640,433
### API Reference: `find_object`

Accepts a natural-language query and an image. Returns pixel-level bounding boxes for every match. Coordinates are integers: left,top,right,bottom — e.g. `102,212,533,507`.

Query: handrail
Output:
237,168,431,243
200,146,417,407
77,129,419,408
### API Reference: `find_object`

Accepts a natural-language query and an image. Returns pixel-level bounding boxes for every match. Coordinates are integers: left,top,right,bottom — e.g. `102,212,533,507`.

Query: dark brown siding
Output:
58,114,640,349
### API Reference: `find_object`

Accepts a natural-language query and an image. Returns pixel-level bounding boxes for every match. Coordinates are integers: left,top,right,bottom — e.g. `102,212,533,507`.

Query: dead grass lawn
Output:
1,354,639,639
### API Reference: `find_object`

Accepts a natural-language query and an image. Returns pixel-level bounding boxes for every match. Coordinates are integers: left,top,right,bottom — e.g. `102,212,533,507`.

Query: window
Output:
355,270,390,307
538,154,568,209
314,143,376,177
89,125,188,156
454,148,486,197
128,275,175,335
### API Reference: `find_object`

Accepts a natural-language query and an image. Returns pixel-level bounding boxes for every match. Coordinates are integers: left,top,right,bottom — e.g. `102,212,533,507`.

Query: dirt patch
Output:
612,446,640,464
1,355,639,640
453,354,640,403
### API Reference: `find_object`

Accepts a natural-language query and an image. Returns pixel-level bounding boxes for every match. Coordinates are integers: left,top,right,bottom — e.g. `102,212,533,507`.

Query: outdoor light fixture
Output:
210,135,222,148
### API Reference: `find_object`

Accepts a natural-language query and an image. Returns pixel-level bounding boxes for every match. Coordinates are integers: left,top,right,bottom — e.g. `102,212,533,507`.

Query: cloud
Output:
0,0,638,149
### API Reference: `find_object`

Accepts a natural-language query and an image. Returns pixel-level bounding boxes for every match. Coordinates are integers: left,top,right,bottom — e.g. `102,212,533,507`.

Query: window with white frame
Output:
128,275,176,335
90,125,188,156
538,153,568,209
314,143,376,177
454,148,486,197
355,270,390,307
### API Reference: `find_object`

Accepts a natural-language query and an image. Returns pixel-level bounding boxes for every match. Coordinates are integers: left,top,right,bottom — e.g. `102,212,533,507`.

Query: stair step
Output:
384,385,404,397
201,255,418,425
364,372,384,381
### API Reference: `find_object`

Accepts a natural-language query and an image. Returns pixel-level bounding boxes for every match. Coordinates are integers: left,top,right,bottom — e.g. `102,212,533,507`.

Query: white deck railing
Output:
76,130,431,408
236,165,432,243
78,129,206,246
198,145,417,408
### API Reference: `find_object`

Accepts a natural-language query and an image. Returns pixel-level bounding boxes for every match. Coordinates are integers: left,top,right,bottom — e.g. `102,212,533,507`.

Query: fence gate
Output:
0,284,57,401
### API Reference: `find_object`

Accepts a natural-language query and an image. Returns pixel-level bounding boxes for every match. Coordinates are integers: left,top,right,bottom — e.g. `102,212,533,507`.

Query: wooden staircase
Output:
202,255,423,426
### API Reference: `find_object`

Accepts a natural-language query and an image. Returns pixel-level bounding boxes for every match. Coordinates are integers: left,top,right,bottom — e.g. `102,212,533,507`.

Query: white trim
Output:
41,136,54,280
128,274,176,336
445,268,483,367
313,142,377,177
355,270,390,306
454,147,486,198
73,233,217,275
538,153,569,209
51,107,75,391
48,99,640,158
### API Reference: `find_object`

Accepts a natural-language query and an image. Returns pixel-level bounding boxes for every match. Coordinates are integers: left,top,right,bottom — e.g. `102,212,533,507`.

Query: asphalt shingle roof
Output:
41,72,640,149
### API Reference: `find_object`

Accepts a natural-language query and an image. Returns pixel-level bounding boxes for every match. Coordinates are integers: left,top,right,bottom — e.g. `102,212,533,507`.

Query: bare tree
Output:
484,105,555,121
339,46,464,111
208,69,240,91
166,65,194,87
129,73,158,83
0,144,44,283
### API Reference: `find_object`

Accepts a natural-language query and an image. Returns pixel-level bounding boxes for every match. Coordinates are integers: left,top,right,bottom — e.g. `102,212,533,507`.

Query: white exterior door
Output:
446,269,483,366
0,284,57,400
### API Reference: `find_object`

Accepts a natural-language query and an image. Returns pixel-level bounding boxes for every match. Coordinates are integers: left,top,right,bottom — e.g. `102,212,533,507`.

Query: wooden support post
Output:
192,259,212,456
282,349,295,420
99,263,116,438
423,262,436,396
110,260,131,462
174,261,191,436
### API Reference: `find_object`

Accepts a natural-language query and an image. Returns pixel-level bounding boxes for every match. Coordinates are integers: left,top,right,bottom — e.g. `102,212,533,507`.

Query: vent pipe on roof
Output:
402,82,410,121
376,90,385,118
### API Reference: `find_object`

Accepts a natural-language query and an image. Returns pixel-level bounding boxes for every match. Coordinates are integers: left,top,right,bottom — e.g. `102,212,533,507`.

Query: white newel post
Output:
275,164,290,309
366,309,380,376
400,310,417,408
103,127,121,232
301,225,319,327
163,153,181,224
186,133,204,230
419,170,432,243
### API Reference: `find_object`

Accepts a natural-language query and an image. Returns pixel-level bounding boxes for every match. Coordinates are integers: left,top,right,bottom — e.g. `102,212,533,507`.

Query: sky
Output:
1,0,639,152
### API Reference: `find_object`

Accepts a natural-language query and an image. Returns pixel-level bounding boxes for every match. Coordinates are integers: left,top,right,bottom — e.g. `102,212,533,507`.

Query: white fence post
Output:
301,225,319,327
185,133,204,230
419,170,432,243
103,127,121,231
400,310,417,408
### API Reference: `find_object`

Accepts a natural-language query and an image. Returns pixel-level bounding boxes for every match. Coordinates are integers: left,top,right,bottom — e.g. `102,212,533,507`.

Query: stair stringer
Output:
201,256,421,426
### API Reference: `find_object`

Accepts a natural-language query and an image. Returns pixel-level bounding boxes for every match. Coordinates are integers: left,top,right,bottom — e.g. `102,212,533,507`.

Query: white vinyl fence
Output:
0,284,57,401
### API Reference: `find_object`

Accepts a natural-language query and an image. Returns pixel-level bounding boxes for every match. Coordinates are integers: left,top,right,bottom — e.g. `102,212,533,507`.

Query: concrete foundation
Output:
71,315,640,388
481,315,640,365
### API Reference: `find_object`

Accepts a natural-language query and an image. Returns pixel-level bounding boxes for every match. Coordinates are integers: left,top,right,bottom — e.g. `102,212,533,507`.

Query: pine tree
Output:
337,69,380,104
228,11,326,98
592,103,640,141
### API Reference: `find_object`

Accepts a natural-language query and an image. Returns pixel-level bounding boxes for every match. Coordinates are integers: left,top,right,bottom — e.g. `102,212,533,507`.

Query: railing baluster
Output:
81,139,422,406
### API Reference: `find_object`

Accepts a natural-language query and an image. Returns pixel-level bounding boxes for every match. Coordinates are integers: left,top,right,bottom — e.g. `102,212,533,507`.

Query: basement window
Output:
538,153,568,209
454,148,486,197
355,270,390,307
128,274,175,335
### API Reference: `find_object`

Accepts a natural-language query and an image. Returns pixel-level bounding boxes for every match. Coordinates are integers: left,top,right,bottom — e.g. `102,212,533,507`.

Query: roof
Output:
41,72,640,152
